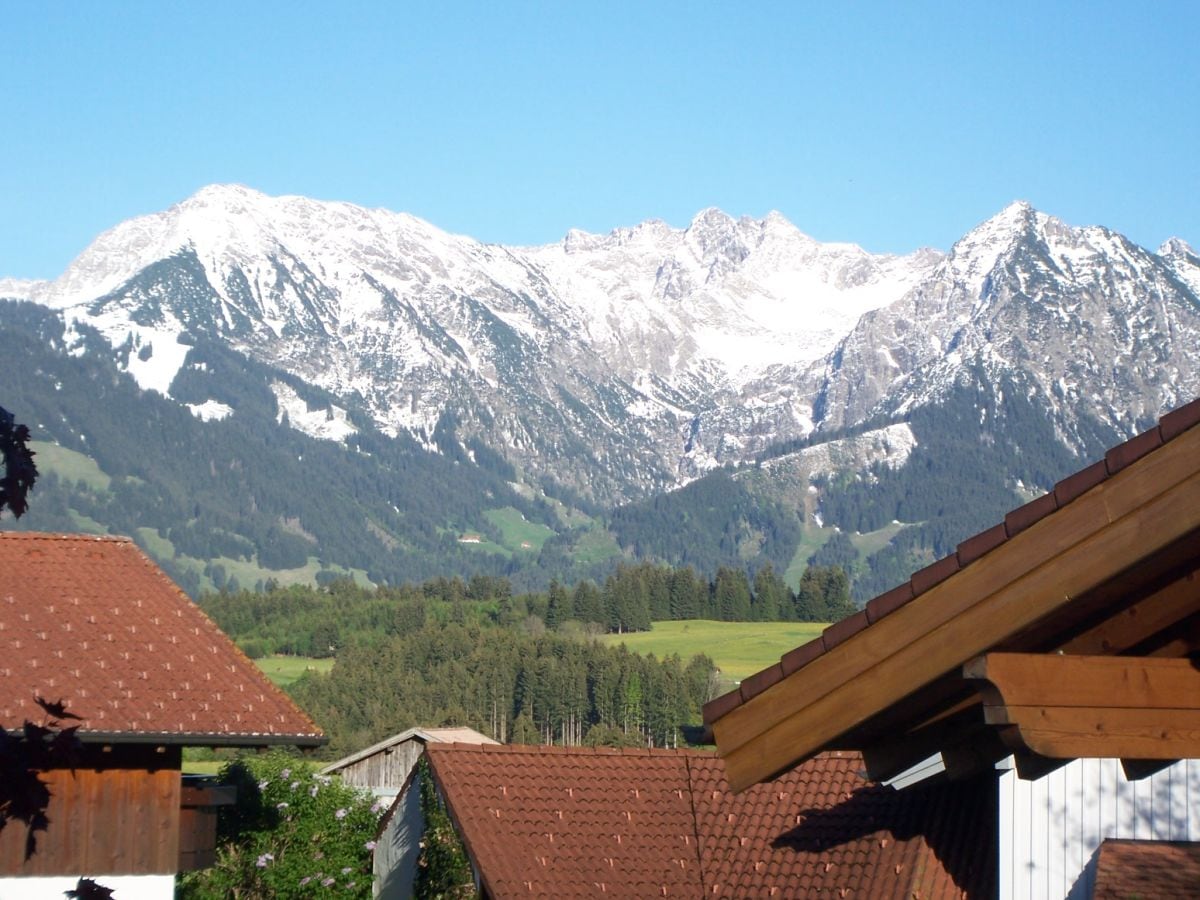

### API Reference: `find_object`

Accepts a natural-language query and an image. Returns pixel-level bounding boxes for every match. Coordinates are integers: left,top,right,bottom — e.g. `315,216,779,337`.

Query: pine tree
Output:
714,566,752,621
572,580,605,628
544,579,571,630
752,564,786,621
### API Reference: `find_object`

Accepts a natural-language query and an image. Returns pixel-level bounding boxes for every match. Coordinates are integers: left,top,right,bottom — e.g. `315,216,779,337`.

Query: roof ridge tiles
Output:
0,531,133,543
432,742,718,759
701,395,1200,732
1160,396,1200,440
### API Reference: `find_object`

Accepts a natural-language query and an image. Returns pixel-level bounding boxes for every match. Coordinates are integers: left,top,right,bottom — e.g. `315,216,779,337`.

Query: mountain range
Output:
2,186,1197,596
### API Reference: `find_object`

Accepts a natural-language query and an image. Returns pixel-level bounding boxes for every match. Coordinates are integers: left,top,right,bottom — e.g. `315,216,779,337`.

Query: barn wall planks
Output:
0,746,182,877
999,757,1200,900
338,739,425,792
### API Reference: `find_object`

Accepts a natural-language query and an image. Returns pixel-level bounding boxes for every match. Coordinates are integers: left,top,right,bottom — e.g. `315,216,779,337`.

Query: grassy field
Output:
182,759,226,775
784,520,912,587
254,655,335,687
784,524,835,587
484,506,557,553
601,620,825,684
67,511,109,535
30,440,112,491
569,526,623,565
147,537,371,595
201,552,370,593
849,520,910,557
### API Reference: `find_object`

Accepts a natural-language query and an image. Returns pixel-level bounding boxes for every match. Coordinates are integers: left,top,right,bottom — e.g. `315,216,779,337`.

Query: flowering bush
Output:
178,751,381,899
414,758,476,899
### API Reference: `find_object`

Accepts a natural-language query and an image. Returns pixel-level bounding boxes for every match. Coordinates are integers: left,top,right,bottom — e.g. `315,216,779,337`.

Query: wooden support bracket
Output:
964,652,1200,760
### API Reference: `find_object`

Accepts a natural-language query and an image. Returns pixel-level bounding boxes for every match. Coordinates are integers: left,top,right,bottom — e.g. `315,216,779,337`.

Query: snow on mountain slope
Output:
0,277,46,300
1159,237,1200,298
10,185,939,500
7,185,1198,502
808,203,1200,448
523,208,939,380
758,422,917,478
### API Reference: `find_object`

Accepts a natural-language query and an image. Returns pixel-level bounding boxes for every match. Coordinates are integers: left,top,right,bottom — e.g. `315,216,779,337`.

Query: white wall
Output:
0,874,175,900
999,757,1200,899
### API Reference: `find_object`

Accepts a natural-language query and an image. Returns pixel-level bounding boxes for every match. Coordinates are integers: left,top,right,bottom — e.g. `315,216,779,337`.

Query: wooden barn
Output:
321,726,497,800
0,532,325,899
322,726,497,899
705,398,1200,898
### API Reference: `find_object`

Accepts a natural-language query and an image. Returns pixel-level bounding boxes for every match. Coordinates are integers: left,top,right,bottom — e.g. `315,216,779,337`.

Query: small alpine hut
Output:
0,532,325,899
320,726,498,801
321,726,497,898
705,398,1200,899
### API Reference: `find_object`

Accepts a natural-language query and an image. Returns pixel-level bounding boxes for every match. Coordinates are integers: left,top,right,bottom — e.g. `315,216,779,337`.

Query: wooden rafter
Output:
964,653,1200,760
713,423,1200,792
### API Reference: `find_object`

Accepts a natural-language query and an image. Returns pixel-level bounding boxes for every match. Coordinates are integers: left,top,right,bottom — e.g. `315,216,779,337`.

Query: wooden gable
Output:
706,399,1200,792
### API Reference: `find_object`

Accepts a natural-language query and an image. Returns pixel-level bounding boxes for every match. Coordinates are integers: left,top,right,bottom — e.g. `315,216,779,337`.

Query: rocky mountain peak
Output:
1160,236,1198,260
8,188,1197,507
180,182,270,210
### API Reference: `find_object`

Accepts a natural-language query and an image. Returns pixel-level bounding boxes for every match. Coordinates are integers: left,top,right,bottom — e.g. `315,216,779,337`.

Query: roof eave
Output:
6,728,327,749
712,412,1200,791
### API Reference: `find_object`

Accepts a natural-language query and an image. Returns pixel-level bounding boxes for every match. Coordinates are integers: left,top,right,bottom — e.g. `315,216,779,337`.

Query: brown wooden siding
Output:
179,782,236,872
0,745,182,876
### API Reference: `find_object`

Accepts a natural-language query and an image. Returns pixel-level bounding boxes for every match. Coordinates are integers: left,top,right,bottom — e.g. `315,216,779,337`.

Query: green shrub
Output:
179,751,382,899
415,759,476,899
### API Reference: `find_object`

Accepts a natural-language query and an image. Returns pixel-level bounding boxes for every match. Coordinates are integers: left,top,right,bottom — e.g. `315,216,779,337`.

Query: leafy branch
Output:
0,696,84,860
0,405,37,518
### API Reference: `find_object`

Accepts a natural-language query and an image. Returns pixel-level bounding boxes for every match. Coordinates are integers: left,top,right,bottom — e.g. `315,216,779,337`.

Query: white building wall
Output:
999,757,1200,900
0,874,175,900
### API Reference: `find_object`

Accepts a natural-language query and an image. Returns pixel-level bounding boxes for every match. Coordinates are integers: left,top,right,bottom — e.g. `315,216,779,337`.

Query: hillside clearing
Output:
30,440,112,491
253,654,335,687
483,506,556,552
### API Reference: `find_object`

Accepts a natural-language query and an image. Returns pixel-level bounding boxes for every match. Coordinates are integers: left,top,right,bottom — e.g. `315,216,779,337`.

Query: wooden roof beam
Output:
965,653,1200,760
1052,562,1200,656
860,707,987,782
715,448,1200,791
849,562,1200,765
1120,759,1178,781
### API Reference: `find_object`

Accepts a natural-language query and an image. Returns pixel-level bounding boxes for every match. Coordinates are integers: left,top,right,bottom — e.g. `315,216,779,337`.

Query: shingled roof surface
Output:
425,743,994,898
0,532,323,745
703,396,1200,728
1092,839,1200,899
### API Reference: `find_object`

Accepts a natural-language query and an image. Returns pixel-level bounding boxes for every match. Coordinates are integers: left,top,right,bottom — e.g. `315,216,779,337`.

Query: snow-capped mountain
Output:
807,202,1200,445
4,186,1199,504
3,186,938,500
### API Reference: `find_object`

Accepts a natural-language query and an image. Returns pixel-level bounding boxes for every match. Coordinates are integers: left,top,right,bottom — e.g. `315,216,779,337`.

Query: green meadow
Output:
601,619,826,684
253,654,335,687
483,506,557,553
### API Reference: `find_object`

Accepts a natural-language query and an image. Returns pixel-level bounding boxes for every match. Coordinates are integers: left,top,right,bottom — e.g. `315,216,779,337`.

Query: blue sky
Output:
3,2,1198,279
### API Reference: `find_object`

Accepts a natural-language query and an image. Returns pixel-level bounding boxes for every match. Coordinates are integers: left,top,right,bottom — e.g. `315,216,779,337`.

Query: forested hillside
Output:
0,300,591,590
809,373,1120,599
610,369,1129,603
607,470,802,573
201,564,854,755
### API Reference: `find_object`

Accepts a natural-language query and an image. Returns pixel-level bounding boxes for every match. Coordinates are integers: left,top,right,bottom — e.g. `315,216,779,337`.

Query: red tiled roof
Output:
0,532,323,745
704,396,1200,725
1092,839,1200,899
425,743,994,899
